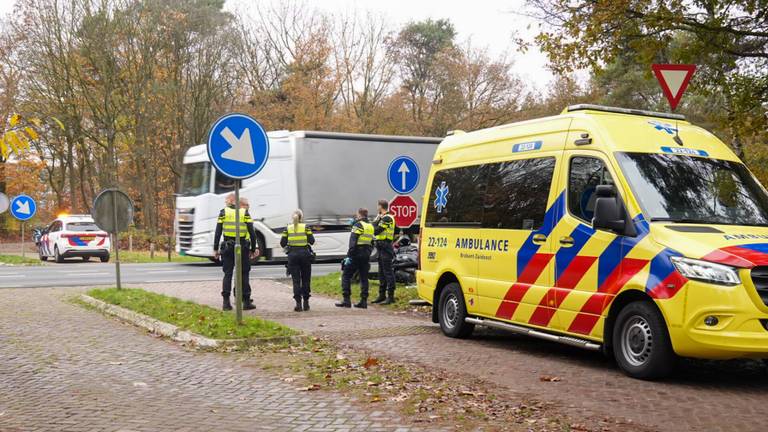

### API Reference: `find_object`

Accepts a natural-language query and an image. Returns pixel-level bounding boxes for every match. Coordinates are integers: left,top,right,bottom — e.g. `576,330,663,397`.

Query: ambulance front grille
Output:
749,266,768,306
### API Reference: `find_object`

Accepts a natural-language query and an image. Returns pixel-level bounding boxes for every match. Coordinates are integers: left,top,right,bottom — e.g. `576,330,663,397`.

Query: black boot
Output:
335,297,351,308
243,299,256,310
294,299,302,312
370,290,386,304
222,297,233,311
353,299,367,309
302,298,310,311
381,291,396,305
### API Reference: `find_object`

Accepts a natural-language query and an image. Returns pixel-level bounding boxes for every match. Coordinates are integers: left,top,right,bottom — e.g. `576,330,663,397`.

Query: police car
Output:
38,214,111,263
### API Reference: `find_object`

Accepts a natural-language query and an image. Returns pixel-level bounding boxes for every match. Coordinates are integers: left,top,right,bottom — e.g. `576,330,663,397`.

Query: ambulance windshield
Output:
616,152,768,226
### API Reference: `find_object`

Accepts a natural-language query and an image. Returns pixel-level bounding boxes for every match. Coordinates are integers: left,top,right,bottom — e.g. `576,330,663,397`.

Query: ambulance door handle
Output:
559,236,575,247
532,233,547,245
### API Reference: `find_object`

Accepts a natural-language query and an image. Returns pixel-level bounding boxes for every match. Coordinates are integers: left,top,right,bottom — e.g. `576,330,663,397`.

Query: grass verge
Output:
87,287,296,340
116,251,208,263
309,272,420,310
0,254,42,265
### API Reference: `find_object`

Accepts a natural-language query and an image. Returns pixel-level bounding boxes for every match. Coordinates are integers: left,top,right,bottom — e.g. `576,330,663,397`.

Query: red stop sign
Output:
389,195,419,228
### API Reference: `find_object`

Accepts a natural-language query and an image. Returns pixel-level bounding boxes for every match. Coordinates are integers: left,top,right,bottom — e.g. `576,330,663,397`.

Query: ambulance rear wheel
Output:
438,283,474,339
613,301,676,380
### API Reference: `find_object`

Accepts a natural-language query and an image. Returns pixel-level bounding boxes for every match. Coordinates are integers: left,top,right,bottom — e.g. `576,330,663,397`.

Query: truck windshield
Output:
616,152,768,226
180,162,211,196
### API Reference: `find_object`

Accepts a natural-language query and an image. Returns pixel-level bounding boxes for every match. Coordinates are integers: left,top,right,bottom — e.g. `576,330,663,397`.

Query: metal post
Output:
112,190,122,290
234,180,243,325
20,222,25,258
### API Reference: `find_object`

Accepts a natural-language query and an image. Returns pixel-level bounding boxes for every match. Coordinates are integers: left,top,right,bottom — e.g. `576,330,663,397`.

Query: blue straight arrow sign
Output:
388,156,419,195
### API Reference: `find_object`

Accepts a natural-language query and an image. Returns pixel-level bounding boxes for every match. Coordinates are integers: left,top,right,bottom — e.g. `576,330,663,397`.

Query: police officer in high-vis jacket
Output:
372,199,397,305
280,209,315,312
336,208,375,309
213,193,258,311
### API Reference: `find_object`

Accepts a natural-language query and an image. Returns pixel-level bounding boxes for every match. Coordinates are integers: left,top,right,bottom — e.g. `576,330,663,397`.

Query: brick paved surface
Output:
0,287,437,432
141,279,768,432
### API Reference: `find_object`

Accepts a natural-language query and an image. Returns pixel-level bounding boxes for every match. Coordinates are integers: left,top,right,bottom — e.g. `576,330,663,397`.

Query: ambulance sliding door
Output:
475,155,562,323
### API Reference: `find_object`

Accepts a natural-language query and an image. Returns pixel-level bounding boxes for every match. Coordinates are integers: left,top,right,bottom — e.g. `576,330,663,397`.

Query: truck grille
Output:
750,267,768,306
177,221,194,251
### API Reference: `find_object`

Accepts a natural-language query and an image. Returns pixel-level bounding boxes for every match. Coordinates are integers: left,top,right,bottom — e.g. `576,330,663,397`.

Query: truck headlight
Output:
671,257,741,286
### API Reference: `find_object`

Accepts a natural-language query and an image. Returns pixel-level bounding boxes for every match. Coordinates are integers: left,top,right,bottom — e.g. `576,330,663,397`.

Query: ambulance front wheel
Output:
613,301,676,380
438,283,474,338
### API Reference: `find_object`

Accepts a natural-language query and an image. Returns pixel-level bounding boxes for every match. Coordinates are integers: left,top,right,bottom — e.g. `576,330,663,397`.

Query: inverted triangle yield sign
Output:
652,64,696,110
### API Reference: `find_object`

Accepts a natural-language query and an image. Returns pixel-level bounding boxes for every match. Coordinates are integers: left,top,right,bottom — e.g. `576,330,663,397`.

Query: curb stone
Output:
79,294,305,348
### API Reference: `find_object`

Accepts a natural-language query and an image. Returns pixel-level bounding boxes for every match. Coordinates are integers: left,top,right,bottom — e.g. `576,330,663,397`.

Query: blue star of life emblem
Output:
648,120,677,135
434,181,449,213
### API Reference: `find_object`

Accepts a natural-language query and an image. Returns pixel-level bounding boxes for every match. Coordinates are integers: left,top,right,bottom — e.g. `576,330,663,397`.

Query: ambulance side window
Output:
425,165,487,226
483,157,555,230
568,156,615,223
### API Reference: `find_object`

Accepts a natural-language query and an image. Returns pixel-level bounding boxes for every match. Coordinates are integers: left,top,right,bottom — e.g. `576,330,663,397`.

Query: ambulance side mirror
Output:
592,185,635,236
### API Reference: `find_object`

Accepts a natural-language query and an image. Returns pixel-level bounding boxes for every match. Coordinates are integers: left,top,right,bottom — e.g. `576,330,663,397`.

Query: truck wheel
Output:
438,283,474,338
54,246,64,263
613,301,676,380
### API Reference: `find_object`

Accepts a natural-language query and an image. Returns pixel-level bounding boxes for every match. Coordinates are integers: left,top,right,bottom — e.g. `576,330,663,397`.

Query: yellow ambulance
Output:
418,104,768,379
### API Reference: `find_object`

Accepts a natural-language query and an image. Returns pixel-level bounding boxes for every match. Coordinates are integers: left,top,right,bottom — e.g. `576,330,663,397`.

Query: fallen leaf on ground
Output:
108,361,123,365
539,375,562,382
301,384,321,391
366,381,379,387
363,357,379,368
132,382,147,387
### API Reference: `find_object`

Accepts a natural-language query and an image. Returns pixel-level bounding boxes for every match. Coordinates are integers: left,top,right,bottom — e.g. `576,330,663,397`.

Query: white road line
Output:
0,284,26,288
0,274,25,278
64,272,111,276
150,278,220,283
146,270,188,274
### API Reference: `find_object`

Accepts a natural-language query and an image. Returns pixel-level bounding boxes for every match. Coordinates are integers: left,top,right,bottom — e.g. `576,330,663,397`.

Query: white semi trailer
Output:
175,130,441,261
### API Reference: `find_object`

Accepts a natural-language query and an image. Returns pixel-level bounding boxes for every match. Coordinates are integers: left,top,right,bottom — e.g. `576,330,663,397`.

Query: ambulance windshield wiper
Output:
650,217,711,224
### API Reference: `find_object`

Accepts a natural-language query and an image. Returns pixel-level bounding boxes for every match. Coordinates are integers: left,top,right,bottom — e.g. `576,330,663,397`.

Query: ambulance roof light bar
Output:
566,104,686,121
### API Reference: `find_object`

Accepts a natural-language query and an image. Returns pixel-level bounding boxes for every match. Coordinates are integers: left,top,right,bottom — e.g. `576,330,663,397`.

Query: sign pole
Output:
234,180,243,325
112,190,122,290
20,222,25,258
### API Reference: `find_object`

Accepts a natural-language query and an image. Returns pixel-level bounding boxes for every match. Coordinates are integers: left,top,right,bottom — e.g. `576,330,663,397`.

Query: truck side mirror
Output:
592,185,631,234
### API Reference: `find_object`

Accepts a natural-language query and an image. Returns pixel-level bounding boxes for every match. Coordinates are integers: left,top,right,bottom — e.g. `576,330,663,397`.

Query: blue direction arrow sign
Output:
10,194,36,221
387,156,420,195
207,113,270,180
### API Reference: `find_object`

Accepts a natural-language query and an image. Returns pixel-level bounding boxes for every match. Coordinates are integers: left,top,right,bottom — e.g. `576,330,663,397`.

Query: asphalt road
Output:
0,261,341,288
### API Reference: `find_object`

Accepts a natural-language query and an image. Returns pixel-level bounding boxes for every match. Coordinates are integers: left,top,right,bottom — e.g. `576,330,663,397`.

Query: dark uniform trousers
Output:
377,241,396,295
221,238,252,301
287,247,312,300
341,246,372,299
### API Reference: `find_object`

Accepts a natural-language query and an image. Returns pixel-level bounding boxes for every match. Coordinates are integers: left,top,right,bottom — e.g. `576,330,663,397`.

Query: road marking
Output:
146,270,189,274
0,274,24,278
150,278,220,283
64,272,111,276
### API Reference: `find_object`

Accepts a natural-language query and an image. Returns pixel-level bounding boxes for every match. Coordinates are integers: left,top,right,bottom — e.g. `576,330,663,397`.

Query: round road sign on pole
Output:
0,192,8,214
206,112,269,325
93,189,133,290
10,194,36,221
93,189,134,233
387,156,420,195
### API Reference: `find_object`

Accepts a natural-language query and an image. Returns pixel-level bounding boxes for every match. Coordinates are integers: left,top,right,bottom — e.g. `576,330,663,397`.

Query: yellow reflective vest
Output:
219,207,251,240
375,214,395,241
354,221,375,246
284,223,312,247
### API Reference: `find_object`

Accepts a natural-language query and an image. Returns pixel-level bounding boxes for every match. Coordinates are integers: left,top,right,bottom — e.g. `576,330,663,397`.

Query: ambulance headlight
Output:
671,257,741,286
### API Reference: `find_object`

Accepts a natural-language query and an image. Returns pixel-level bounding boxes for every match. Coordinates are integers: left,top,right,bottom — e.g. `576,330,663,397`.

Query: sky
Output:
0,0,555,89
